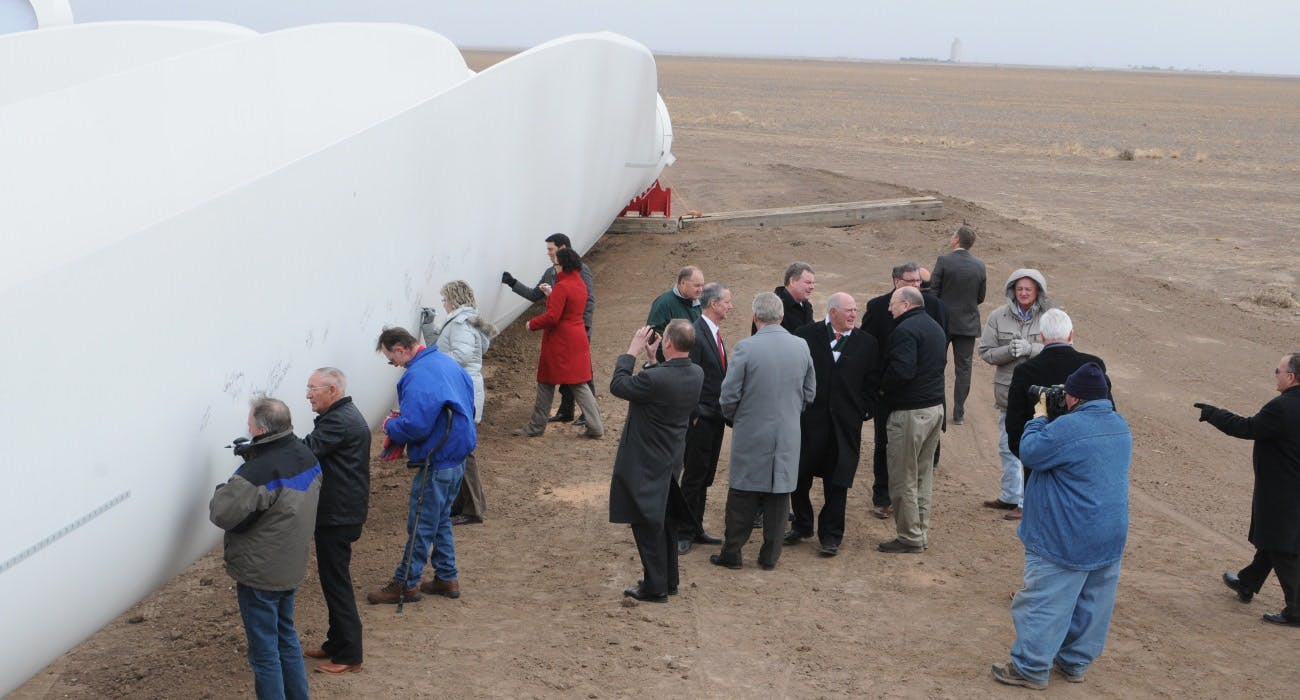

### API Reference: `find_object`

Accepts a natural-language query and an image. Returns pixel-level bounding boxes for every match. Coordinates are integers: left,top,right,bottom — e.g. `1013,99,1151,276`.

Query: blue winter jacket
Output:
1017,399,1132,570
386,346,477,469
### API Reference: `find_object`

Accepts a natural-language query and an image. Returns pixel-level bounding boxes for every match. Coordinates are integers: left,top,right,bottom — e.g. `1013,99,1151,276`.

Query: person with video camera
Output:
990,362,1131,690
999,309,1111,520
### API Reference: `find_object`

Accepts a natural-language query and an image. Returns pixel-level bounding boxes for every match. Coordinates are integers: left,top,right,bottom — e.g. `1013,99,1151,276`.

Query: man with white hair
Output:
711,292,816,571
1004,309,1111,479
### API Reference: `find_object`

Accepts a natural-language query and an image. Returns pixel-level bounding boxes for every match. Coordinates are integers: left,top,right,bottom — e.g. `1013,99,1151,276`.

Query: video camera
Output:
1028,384,1069,421
226,436,253,459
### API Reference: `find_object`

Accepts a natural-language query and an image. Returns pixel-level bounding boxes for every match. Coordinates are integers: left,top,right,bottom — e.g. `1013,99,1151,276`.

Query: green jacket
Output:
646,288,701,332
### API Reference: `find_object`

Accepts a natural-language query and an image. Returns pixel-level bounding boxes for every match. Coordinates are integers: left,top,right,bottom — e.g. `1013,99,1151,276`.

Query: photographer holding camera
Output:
990,362,1131,690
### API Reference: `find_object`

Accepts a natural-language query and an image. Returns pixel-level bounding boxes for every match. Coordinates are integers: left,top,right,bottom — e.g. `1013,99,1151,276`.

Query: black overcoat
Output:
1203,386,1300,554
608,355,704,526
793,322,879,487
1006,344,1110,457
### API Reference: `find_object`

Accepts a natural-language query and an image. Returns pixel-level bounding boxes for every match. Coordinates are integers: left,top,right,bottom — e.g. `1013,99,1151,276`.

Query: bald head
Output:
889,286,923,319
826,292,858,332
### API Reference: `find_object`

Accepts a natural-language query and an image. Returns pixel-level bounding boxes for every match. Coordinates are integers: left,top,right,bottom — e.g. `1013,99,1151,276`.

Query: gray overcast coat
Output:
930,247,987,337
720,324,817,493
608,354,704,526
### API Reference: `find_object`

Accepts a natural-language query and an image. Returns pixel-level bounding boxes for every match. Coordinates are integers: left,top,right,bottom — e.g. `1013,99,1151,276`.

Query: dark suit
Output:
931,248,986,420
1006,344,1109,459
752,286,815,335
790,322,879,545
1201,386,1300,621
678,316,728,539
609,354,704,596
861,290,950,506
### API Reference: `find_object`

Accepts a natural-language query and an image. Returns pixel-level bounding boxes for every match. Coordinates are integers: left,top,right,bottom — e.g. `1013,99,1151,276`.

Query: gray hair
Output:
250,396,292,433
891,262,920,280
664,318,696,352
784,261,814,285
955,224,976,249
1038,309,1073,342
700,282,729,309
753,291,785,323
1288,353,1300,376
313,366,348,393
677,266,701,284
826,292,851,313
897,286,923,307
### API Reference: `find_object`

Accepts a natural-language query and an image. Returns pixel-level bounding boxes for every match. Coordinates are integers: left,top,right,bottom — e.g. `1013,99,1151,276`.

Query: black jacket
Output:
1006,344,1110,457
794,322,879,487
881,307,946,410
303,396,371,527
688,316,727,419
752,286,815,335
862,290,950,351
1202,386,1300,554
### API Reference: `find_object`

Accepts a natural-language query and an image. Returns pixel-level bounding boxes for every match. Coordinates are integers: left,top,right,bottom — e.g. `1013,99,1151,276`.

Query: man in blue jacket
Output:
367,327,477,605
991,363,1131,690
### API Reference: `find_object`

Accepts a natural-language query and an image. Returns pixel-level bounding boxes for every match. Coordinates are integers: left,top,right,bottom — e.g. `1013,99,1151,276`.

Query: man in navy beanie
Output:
991,363,1132,689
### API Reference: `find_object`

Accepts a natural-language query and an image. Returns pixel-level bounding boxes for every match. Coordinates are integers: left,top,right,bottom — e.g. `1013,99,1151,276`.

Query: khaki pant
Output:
523,382,603,437
886,405,943,547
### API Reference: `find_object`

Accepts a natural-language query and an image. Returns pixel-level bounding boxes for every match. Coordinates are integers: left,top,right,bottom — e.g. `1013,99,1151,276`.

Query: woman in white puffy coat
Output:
421,280,499,524
977,268,1055,518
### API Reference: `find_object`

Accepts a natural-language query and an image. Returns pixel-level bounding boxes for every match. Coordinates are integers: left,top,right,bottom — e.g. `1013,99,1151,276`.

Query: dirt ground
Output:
15,56,1300,698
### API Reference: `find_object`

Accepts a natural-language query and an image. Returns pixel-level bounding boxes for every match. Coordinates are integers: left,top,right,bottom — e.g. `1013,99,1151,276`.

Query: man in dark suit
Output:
931,224,986,425
753,261,816,334
678,283,734,554
609,321,705,603
1197,352,1300,627
1005,310,1110,460
785,292,879,556
862,263,950,520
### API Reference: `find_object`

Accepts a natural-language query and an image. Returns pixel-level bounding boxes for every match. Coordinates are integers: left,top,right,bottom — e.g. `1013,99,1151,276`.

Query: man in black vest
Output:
785,292,879,556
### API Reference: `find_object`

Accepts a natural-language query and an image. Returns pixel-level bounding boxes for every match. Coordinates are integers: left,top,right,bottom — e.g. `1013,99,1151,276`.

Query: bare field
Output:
14,56,1300,698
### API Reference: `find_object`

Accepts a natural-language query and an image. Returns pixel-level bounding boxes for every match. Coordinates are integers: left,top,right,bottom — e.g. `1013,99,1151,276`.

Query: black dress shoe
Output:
451,514,483,526
693,532,722,545
783,529,811,545
573,415,588,427
758,562,776,571
547,413,574,423
751,512,765,529
677,538,692,555
1222,572,1253,603
623,586,668,603
1262,612,1300,627
818,542,840,557
709,554,742,570
637,579,678,596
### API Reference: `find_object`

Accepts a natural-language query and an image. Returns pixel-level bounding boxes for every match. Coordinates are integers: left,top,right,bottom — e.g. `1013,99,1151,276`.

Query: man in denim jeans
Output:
210,397,322,699
991,363,1131,690
367,327,477,604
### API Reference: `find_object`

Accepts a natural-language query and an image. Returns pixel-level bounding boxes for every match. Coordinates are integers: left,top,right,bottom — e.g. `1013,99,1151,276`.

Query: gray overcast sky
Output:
48,1,1300,75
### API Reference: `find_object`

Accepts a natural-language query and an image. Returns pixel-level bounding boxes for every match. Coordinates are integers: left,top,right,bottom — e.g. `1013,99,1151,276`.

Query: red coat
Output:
527,269,593,385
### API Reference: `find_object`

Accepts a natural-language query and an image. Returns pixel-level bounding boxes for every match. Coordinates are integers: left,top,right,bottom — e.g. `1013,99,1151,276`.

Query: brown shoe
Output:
419,576,461,599
316,662,363,674
1004,507,1023,520
303,647,329,660
982,499,1019,510
366,578,422,605
869,505,893,520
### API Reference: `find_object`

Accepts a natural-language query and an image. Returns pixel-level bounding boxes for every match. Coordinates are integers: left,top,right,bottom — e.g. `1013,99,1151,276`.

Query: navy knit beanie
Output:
1064,362,1109,401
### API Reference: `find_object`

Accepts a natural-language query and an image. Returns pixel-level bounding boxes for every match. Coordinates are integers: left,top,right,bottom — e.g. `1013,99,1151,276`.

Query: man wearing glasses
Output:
1196,353,1300,628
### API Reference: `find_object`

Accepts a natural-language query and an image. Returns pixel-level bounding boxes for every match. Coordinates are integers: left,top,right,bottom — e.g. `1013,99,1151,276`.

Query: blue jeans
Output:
1010,551,1121,684
998,411,1024,506
396,460,464,587
236,584,309,700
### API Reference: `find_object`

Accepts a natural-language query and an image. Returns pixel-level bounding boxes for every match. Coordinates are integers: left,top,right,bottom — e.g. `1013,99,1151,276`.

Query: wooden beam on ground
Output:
605,196,942,234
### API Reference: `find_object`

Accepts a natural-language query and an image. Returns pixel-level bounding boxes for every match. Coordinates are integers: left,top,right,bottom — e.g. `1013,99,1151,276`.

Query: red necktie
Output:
716,329,726,371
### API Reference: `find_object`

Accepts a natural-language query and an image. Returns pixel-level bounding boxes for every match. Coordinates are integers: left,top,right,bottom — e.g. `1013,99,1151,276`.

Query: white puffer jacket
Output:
421,306,499,422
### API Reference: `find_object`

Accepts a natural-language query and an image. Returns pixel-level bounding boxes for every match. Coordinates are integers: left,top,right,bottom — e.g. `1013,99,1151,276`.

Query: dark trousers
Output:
315,524,364,664
557,326,595,417
720,489,790,567
1238,548,1300,620
871,406,892,506
631,514,679,596
791,475,849,546
949,335,976,419
678,414,725,538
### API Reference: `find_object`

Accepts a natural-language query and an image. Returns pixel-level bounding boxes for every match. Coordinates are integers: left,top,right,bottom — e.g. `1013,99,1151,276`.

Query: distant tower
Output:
949,37,963,63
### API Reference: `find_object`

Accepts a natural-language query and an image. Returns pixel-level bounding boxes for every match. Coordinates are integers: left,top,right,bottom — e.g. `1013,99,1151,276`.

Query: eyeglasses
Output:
1276,368,1295,376
900,277,921,284
306,385,330,393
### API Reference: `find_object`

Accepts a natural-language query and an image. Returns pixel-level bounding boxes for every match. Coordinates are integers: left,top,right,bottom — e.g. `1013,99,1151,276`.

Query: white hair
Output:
753,292,784,323
1038,309,1073,342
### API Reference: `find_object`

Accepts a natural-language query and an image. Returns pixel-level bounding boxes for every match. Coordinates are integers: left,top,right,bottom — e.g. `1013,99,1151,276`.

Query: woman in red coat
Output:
516,248,603,438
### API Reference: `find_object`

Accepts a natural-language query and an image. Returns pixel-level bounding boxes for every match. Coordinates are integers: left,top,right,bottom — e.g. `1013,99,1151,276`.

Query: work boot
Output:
420,576,461,599
366,578,421,605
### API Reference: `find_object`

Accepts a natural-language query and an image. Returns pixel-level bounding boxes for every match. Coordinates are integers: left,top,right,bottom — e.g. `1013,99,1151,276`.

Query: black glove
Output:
1193,402,1216,422
501,271,517,286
